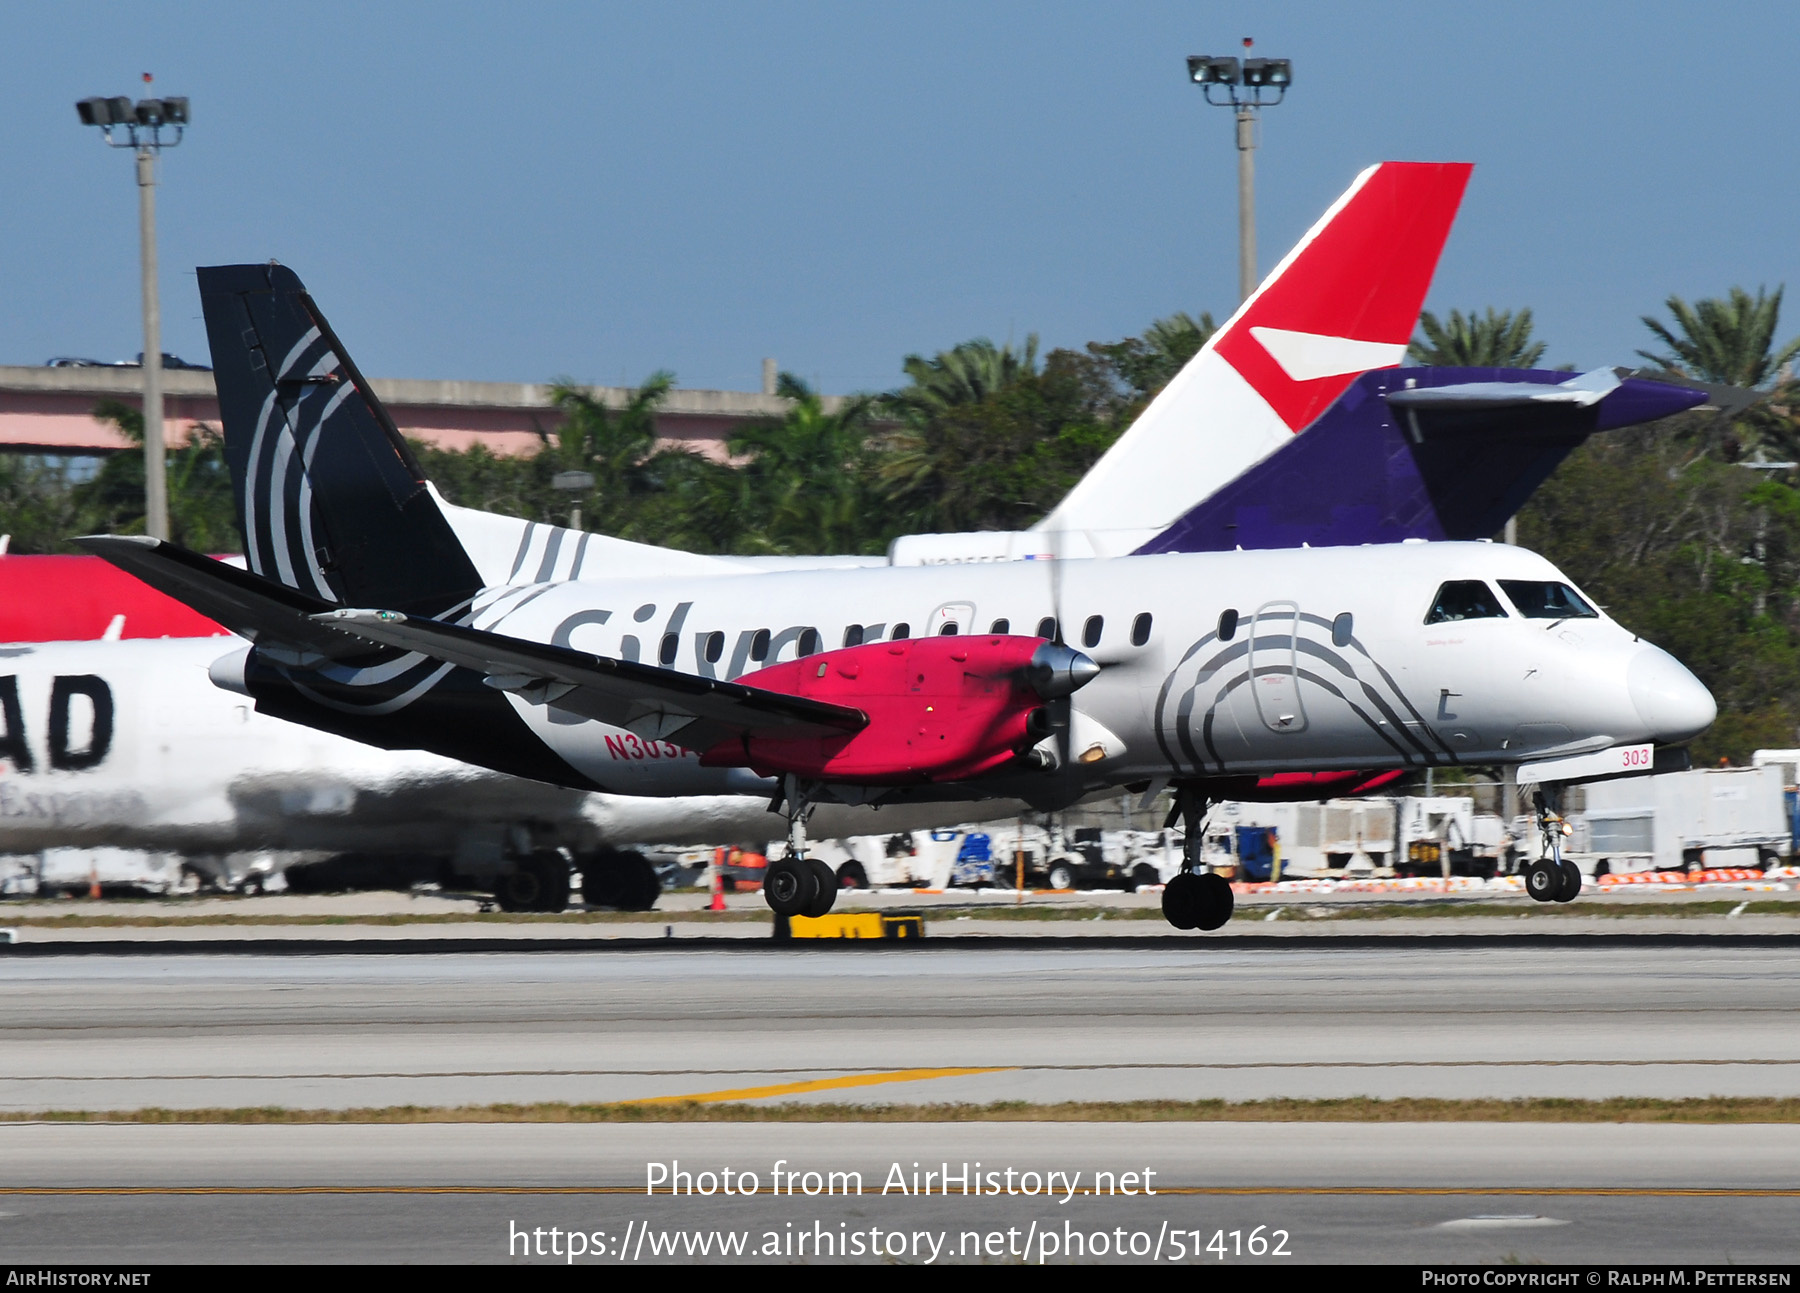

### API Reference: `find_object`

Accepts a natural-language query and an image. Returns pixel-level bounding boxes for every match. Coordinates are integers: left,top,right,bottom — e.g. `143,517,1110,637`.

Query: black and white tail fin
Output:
198,263,481,615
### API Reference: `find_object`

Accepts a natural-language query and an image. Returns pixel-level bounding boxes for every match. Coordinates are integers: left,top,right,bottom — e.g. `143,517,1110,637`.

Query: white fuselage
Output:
447,541,1712,797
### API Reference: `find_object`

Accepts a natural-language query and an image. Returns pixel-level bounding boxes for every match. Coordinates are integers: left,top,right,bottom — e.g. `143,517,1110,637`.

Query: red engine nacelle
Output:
700,635,1097,784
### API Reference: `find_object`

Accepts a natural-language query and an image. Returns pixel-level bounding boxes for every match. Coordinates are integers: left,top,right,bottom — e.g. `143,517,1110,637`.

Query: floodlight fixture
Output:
1186,55,1240,86
1242,58,1293,89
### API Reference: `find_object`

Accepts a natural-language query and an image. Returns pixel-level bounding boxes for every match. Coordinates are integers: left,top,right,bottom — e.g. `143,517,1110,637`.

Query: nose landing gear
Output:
1161,784,1234,931
1525,790,1582,904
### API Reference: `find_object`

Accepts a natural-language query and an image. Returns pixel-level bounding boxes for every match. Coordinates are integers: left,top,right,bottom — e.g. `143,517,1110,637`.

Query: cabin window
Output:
703,631,724,664
1218,609,1239,641
891,623,911,640
751,629,771,660
939,621,959,635
990,618,1010,634
1131,612,1152,647
1331,612,1354,646
658,633,678,666
1498,580,1599,620
1036,616,1058,641
798,628,821,655
843,624,864,648
1082,615,1104,648
1425,580,1508,624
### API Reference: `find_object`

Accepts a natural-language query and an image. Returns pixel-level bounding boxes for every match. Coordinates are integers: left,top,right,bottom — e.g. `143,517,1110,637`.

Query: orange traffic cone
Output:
88,864,101,900
708,846,727,912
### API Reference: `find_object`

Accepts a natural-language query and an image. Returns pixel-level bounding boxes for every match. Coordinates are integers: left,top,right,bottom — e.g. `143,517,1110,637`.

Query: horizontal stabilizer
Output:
75,535,369,662
1386,367,1621,410
312,608,868,750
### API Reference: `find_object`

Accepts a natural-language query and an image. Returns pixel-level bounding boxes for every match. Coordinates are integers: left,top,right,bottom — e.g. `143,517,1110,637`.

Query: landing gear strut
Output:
1160,784,1234,931
763,776,838,919
1525,789,1582,904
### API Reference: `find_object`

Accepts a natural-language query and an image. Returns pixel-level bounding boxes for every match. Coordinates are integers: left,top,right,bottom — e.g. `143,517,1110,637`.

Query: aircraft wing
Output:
76,534,369,662
314,608,868,750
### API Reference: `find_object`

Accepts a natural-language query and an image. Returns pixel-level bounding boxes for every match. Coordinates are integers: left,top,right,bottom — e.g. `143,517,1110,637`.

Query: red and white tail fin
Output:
1039,161,1472,534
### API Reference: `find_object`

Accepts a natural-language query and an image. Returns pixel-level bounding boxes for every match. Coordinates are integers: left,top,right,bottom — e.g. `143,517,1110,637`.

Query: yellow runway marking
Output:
1,1185,1796,1198
621,1066,1015,1106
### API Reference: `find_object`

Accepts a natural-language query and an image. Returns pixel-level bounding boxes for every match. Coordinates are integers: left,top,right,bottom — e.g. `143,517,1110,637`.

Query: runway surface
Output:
2,942,1798,1111
4,943,1799,1263
2,1122,1797,1264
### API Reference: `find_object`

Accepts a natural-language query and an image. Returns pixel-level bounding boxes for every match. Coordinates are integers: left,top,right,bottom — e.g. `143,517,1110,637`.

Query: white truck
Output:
1195,796,1505,878
1567,765,1788,873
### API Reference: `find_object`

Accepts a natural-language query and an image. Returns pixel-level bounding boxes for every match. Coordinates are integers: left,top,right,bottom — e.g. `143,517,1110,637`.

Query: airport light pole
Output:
1186,40,1292,305
75,80,189,542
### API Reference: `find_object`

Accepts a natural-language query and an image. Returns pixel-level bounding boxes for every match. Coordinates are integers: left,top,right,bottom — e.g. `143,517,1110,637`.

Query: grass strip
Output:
19,1097,1800,1125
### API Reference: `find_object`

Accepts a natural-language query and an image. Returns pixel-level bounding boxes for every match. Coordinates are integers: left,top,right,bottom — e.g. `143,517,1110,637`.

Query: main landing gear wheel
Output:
1192,871,1234,931
580,849,660,911
1162,872,1201,930
1161,871,1235,931
764,856,817,918
1554,858,1582,903
802,857,838,918
495,850,571,913
1524,858,1560,903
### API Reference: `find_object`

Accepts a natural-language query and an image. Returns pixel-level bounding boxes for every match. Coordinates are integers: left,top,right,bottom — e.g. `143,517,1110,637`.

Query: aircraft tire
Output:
1161,872,1200,929
764,857,817,918
802,858,838,918
1193,871,1235,931
1554,858,1582,903
496,851,570,913
579,850,660,911
1524,858,1560,903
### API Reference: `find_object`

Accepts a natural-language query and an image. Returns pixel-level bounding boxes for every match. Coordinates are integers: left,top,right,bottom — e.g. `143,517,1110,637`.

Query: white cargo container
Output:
1570,766,1788,873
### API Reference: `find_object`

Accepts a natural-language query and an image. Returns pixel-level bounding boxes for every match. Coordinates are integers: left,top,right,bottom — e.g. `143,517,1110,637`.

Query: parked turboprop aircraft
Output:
82,254,1718,931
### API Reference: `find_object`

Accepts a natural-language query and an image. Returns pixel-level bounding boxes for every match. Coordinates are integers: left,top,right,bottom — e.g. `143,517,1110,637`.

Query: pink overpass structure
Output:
0,364,860,461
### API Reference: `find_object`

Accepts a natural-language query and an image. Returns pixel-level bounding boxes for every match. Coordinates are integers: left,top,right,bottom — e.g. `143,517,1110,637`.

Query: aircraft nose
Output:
1627,645,1715,743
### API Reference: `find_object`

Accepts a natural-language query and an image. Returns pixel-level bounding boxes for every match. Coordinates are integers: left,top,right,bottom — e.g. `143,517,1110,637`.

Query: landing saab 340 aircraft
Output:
82,214,1717,931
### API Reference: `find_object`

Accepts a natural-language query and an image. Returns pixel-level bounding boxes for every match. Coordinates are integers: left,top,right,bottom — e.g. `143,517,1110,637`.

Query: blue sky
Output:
5,1,1797,393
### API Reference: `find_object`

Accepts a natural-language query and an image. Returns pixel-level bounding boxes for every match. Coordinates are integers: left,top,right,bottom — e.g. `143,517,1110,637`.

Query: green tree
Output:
874,349,1121,534
888,336,1040,420
727,373,881,553
74,399,239,553
1638,286,1800,389
1408,307,1547,368
1637,288,1800,462
1089,310,1216,399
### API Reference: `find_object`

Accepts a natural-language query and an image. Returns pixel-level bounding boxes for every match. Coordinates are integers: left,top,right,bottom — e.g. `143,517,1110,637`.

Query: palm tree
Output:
1638,288,1800,462
544,371,674,528
1637,287,1800,389
728,373,880,553
889,336,1039,419
1408,307,1546,368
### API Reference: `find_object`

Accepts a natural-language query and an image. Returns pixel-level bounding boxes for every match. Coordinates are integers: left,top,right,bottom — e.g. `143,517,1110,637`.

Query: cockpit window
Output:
1424,580,1508,624
1498,580,1599,620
